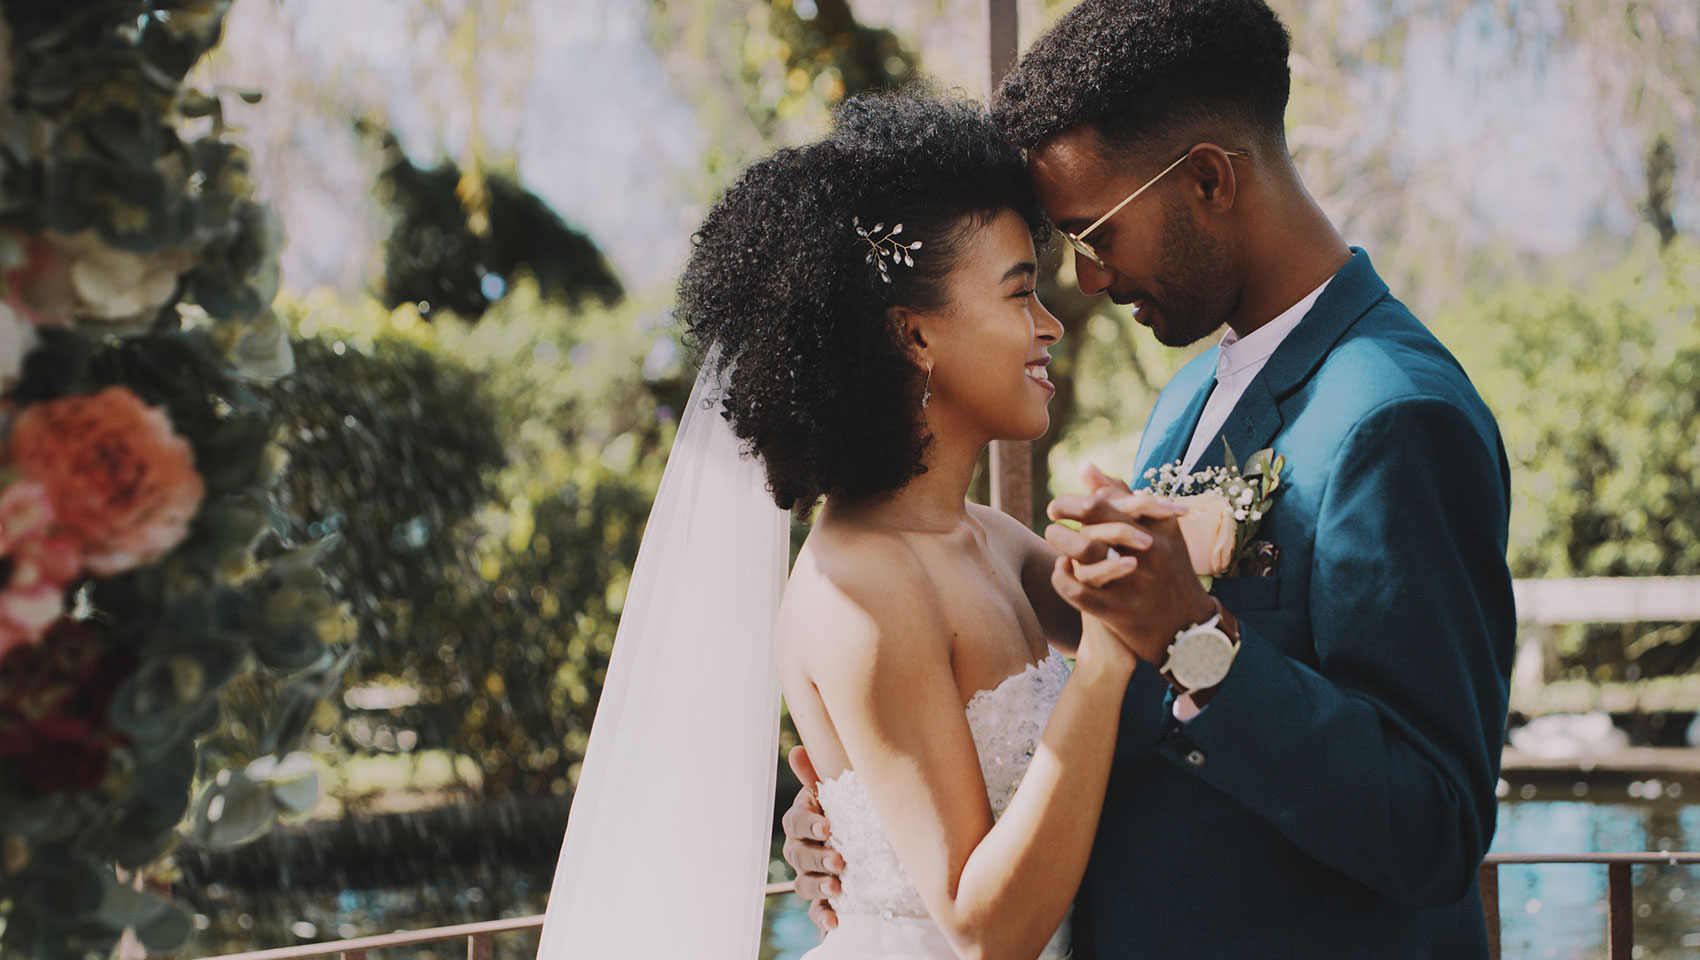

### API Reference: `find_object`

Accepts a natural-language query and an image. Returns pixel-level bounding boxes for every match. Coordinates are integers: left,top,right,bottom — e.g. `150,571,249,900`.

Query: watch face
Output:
1169,630,1235,690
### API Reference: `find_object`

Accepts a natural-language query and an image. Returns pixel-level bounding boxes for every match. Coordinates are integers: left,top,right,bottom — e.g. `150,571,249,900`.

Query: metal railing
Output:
1479,852,1700,960
195,856,1700,960
198,883,796,960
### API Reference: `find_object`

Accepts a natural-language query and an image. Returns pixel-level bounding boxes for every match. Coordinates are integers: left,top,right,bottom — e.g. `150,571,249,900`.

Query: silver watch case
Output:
1162,615,1238,693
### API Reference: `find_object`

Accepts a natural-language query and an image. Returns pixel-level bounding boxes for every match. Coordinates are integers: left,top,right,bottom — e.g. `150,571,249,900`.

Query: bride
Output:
535,90,1180,960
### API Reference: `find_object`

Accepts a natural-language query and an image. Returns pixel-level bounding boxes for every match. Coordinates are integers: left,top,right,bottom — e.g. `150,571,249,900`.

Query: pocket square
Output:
1243,539,1279,578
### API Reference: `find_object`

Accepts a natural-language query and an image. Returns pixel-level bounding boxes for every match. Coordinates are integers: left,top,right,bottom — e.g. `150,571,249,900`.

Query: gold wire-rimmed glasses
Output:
1063,147,1250,269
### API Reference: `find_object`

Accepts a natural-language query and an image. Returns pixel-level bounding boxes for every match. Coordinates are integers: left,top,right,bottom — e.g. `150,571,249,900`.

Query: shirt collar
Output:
1215,274,1336,381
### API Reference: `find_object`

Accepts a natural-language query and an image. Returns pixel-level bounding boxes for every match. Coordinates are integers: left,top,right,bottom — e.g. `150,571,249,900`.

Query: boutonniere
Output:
1144,443,1285,588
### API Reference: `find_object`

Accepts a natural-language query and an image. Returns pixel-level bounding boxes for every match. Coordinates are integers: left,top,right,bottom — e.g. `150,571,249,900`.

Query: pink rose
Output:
1172,490,1239,577
6,386,204,575
0,481,80,658
3,234,76,326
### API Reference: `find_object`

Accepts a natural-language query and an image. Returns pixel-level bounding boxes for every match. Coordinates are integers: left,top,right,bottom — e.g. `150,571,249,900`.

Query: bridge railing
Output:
190,856,1700,960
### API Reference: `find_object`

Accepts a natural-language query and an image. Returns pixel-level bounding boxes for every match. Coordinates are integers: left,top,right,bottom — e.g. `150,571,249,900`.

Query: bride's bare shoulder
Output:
776,526,947,672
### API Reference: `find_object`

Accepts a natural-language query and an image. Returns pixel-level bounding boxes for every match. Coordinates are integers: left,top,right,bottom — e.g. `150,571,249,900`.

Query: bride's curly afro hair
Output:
678,90,1046,514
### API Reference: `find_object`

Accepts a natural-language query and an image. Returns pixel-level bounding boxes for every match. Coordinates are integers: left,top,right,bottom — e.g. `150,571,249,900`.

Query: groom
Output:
782,1,1516,957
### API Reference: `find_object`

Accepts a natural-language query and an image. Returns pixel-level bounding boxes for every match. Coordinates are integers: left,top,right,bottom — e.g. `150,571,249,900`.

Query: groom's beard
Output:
1144,199,1236,348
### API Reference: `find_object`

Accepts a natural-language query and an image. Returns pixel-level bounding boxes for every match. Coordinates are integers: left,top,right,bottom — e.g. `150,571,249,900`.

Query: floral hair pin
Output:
854,216,922,283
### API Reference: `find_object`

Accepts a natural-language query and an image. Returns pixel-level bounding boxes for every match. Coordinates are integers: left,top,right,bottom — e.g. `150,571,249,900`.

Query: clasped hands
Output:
1044,464,1218,666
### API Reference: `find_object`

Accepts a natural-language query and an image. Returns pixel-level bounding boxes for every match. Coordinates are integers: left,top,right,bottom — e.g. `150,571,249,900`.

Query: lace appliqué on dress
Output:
814,652,1073,920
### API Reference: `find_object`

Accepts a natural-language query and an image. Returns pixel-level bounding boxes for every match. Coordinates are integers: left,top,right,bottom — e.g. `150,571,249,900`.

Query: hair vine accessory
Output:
854,216,923,283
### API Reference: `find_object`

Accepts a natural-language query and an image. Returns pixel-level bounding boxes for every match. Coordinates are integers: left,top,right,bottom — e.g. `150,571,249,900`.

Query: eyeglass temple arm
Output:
1074,149,1251,241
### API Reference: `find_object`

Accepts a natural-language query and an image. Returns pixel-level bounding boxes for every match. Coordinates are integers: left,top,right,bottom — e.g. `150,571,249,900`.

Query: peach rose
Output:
4,234,76,325
0,481,81,657
6,386,204,575
1171,490,1239,577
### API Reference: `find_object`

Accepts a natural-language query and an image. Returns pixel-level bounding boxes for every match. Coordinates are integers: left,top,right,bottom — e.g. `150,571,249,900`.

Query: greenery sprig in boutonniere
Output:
1144,443,1285,588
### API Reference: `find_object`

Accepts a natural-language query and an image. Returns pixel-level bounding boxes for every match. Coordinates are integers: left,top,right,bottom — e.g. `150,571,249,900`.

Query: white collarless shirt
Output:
1180,274,1335,473
1171,271,1335,723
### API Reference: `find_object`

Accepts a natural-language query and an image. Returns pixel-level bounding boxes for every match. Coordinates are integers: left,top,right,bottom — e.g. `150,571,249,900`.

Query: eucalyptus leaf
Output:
23,853,105,917
226,308,296,379
108,664,186,742
0,794,80,840
190,770,275,847
178,91,219,118
248,751,320,816
93,882,171,930
1244,447,1278,481
133,901,194,952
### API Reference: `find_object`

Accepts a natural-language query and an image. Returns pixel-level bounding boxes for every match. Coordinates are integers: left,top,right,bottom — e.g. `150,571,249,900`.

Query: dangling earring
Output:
921,364,933,409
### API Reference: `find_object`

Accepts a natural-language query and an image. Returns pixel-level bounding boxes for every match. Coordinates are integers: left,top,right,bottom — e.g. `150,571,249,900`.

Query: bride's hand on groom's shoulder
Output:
781,745,844,935
1045,481,1216,665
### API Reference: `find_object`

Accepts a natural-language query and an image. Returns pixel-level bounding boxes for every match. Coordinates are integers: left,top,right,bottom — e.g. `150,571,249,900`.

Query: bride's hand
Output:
1046,480,1187,589
1072,608,1141,676
781,745,845,935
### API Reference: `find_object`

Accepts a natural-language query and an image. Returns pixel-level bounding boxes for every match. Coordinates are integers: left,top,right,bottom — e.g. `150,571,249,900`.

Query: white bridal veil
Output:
535,353,791,958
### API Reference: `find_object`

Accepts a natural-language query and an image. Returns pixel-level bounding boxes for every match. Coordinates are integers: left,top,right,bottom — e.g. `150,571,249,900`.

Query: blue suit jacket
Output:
1074,249,1516,959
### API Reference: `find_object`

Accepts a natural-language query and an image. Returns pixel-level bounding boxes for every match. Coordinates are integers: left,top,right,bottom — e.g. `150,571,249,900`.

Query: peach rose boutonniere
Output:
1170,489,1238,578
5,386,205,575
1145,444,1285,587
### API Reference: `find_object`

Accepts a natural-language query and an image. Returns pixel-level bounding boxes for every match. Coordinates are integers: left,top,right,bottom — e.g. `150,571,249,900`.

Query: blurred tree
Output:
1546,0,1696,248
1435,240,1700,678
264,284,685,796
371,129,623,322
650,0,919,158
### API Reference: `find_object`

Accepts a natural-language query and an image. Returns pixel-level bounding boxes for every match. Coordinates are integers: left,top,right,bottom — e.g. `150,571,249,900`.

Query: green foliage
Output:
369,129,623,322
745,0,917,132
1435,241,1700,675
653,0,918,160
266,284,685,795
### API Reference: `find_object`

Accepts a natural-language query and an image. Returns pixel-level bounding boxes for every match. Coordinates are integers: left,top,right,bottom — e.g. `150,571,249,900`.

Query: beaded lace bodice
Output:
814,652,1072,919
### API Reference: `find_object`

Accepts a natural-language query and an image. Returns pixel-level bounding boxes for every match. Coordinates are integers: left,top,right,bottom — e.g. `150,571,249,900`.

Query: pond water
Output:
182,795,1700,960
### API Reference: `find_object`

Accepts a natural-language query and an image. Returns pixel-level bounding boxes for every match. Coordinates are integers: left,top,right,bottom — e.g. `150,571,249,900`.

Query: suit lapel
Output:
1189,376,1282,474
1188,248,1391,473
1134,362,1216,485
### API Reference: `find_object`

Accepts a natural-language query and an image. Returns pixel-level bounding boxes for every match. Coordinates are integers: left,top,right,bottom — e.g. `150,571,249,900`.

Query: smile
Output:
1131,298,1154,326
1025,361,1055,394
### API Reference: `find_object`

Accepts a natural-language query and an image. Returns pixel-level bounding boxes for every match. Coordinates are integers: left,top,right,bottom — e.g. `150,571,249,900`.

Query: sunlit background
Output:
165,1,1700,958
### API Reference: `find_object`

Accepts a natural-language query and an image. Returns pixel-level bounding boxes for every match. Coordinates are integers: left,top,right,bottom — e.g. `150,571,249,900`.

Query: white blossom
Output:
0,302,36,392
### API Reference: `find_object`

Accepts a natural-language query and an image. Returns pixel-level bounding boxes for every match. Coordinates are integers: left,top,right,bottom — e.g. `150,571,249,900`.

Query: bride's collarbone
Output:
786,521,1045,670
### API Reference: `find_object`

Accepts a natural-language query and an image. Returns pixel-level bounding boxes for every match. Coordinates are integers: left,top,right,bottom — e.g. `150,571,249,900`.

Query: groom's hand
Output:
1045,489,1216,664
781,745,844,935
1044,485,1185,589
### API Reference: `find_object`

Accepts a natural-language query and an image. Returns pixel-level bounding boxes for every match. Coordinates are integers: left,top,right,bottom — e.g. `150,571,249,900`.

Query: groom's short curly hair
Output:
677,89,1046,514
992,0,1292,157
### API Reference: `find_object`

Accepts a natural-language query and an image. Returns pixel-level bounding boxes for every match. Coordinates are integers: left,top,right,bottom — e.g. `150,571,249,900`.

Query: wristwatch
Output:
1159,603,1241,698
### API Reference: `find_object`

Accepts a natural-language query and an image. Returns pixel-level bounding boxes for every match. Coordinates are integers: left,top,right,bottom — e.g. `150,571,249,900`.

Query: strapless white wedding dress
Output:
802,652,1074,960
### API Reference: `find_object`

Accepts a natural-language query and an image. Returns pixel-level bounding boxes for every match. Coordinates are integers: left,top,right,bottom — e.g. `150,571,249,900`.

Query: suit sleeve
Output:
1155,395,1516,907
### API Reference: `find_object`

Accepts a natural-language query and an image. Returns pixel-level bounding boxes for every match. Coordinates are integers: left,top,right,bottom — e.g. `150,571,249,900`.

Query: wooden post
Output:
984,0,1018,97
466,933,493,960
1606,862,1633,959
983,0,1031,526
1478,861,1500,960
